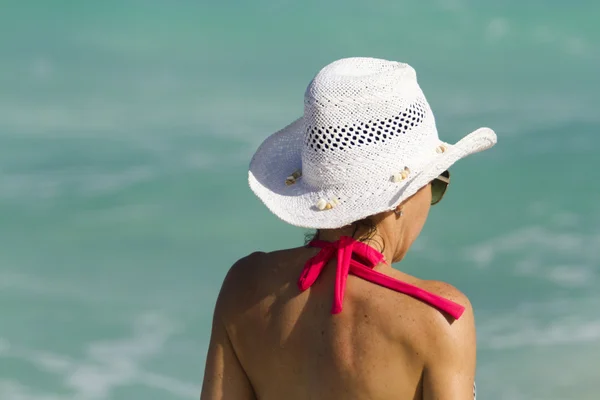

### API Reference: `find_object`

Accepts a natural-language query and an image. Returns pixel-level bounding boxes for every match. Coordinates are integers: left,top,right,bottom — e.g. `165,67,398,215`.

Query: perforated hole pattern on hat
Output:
305,98,427,152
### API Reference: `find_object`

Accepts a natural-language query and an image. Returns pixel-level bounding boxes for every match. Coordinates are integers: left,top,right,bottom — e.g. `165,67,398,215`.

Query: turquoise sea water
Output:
0,1,599,399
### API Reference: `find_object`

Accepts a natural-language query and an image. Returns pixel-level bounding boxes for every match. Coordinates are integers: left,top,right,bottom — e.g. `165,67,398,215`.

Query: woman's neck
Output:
314,229,395,265
312,213,406,265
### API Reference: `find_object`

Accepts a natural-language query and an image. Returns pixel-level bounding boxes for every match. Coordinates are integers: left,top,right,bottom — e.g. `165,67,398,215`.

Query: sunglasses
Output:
431,170,450,205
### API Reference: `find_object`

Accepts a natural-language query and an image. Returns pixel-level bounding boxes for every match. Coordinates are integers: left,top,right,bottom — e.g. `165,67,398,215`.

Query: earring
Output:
394,208,404,217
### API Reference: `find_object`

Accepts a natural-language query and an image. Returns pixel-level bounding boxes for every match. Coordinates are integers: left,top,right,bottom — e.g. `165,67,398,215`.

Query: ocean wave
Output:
464,220,599,288
485,17,510,41
0,147,251,200
476,340,600,400
0,272,111,304
478,296,600,349
0,271,166,308
0,166,158,200
531,25,596,58
0,312,198,400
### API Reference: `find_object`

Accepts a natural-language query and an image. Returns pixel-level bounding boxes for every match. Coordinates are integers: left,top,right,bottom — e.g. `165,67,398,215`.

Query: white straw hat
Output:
248,57,497,229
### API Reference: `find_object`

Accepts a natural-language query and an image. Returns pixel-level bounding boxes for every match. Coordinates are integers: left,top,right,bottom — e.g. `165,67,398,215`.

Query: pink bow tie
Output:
298,236,465,319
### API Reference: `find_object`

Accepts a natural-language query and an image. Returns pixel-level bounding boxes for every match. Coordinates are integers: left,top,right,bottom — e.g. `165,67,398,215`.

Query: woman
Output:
201,57,496,399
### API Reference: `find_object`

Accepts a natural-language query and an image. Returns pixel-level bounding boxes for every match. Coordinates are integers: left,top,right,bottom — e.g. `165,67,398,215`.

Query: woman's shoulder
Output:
420,279,474,314
414,279,476,351
216,248,304,316
220,251,269,295
385,269,474,320
415,280,477,397
224,247,305,281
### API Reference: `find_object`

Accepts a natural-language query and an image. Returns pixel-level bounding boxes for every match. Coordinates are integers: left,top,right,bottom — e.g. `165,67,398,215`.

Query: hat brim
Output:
249,117,497,229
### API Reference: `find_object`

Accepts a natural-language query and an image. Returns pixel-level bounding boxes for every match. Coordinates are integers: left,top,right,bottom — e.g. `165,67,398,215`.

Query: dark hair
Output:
304,216,384,252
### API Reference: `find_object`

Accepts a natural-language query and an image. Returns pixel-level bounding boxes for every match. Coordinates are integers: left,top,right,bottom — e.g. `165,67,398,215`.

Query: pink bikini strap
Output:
298,236,465,319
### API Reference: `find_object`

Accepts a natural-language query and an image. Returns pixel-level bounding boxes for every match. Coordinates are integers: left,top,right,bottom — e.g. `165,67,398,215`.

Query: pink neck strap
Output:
298,236,465,319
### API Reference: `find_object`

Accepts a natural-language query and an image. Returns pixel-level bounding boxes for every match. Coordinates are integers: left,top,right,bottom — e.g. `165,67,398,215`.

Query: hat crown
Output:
300,57,440,189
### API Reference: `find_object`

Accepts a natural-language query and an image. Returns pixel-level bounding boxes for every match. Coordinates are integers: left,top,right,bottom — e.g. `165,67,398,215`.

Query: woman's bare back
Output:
201,247,476,400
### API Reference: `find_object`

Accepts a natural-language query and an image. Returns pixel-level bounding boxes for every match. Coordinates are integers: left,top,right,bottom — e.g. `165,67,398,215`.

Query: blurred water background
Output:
0,1,599,399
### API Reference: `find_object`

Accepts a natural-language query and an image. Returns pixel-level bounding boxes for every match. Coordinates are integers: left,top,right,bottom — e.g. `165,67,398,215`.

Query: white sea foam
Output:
483,319,600,349
0,148,244,201
30,57,54,80
464,220,599,288
485,18,510,41
0,338,10,355
478,296,600,350
545,265,595,287
0,272,109,304
0,381,64,400
0,271,170,312
563,36,589,56
531,25,595,58
0,101,125,135
79,166,156,196
0,313,198,400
